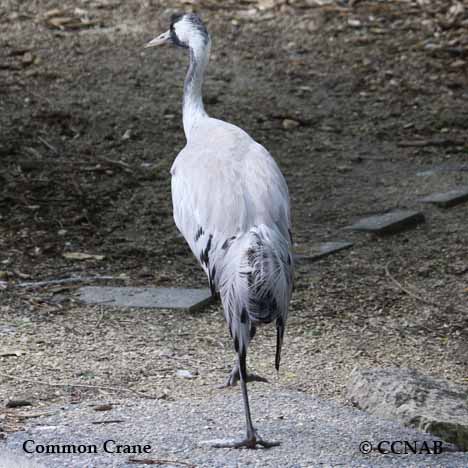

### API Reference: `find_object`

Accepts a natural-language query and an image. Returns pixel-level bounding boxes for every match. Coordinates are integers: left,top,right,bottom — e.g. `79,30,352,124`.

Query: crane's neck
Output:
183,39,210,140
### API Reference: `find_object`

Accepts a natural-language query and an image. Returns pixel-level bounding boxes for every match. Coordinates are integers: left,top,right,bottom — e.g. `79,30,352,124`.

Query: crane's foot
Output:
218,365,268,388
210,431,280,449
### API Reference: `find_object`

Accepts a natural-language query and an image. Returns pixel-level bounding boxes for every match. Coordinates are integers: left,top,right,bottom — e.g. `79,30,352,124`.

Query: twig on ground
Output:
96,155,132,170
128,458,196,467
350,155,388,162
91,419,125,424
386,262,468,314
0,371,160,400
38,136,59,154
23,147,44,159
16,276,122,289
385,261,441,307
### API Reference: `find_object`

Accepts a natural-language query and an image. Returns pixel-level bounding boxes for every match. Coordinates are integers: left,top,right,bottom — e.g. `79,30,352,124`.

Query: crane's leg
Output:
219,326,268,388
212,350,280,449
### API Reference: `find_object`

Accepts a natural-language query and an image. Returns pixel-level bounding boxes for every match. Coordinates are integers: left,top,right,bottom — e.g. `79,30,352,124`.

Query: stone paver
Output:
420,187,468,208
79,286,214,312
347,210,425,235
295,241,353,262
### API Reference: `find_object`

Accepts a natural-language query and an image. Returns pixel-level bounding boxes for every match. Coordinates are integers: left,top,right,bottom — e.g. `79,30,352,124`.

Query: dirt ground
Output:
1,0,467,436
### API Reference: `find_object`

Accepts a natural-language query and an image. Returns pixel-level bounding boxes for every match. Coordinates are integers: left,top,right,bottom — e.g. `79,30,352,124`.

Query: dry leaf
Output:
93,404,113,411
44,8,64,19
47,16,74,29
43,8,102,30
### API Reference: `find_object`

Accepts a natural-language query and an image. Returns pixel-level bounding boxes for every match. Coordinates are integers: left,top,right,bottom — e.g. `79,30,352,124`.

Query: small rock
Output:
257,0,277,11
21,52,34,66
450,60,466,68
348,18,361,28
176,369,196,379
282,118,300,130
121,129,132,140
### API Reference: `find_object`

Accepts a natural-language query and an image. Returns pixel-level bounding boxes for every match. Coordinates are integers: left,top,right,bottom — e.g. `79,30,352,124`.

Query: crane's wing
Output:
170,121,291,291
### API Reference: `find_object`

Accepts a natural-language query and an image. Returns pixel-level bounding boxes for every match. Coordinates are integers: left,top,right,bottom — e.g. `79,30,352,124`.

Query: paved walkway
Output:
2,389,467,467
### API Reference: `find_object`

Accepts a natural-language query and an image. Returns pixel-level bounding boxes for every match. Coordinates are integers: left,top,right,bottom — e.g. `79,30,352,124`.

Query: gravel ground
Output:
1,1,467,465
2,389,467,468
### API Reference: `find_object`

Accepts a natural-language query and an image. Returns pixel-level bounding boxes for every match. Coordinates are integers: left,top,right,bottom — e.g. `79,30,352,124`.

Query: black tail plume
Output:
275,317,285,371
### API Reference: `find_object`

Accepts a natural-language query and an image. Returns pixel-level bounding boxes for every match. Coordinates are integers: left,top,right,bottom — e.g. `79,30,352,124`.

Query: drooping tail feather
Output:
218,224,293,367
275,317,285,371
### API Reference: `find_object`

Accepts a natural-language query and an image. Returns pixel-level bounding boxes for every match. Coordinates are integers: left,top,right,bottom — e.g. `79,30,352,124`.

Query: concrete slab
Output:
79,286,213,312
347,210,425,235
1,390,466,468
420,187,468,208
295,241,353,263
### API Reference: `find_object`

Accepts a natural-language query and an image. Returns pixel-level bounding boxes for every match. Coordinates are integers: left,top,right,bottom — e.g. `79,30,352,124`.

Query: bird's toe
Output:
217,368,239,388
209,433,279,449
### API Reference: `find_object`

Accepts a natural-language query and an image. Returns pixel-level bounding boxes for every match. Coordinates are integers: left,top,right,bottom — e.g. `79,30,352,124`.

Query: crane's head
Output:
145,13,209,50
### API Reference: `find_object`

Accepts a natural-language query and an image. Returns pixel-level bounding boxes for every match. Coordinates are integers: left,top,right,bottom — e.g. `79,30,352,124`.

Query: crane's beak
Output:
144,30,171,48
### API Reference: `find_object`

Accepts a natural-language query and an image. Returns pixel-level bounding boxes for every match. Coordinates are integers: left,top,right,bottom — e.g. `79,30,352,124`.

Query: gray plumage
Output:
146,13,294,449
